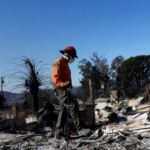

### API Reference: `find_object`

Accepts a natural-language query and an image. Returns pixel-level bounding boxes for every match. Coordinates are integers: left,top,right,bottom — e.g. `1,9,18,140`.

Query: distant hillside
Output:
70,86,81,94
3,91,23,105
2,86,80,105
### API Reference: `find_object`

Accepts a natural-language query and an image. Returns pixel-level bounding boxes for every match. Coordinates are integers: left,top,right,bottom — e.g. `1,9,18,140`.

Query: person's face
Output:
69,55,75,64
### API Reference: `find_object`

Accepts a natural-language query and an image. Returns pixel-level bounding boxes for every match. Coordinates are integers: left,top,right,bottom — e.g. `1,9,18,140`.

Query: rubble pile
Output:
1,97,150,149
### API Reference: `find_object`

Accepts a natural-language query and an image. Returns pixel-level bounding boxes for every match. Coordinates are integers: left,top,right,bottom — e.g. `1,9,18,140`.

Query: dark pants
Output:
53,84,82,135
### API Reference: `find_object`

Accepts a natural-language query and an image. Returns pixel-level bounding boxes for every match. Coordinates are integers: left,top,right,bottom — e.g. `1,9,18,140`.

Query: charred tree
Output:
6,56,51,113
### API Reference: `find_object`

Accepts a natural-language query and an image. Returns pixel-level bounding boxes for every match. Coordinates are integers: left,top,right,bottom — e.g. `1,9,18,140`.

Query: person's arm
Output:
52,60,64,87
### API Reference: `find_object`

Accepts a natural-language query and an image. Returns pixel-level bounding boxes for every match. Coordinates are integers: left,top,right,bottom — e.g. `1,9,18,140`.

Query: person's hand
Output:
62,81,71,88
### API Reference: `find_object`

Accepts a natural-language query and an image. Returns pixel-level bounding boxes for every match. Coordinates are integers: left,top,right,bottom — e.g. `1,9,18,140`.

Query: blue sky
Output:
0,0,150,92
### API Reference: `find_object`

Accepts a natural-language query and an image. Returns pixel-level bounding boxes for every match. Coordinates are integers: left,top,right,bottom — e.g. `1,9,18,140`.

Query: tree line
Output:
1,54,150,111
77,53,150,101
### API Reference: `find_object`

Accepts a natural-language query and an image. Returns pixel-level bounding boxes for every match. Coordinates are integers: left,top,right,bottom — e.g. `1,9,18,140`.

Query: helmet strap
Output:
63,53,69,60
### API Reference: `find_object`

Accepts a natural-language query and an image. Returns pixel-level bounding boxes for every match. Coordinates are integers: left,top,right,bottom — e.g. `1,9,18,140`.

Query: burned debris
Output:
1,54,150,149
1,85,150,149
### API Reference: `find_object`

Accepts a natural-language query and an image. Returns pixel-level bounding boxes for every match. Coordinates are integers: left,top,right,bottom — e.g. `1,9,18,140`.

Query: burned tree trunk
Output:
6,56,50,113
32,93,39,112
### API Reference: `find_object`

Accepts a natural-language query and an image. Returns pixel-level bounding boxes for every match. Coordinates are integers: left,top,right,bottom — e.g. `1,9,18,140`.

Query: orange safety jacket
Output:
51,57,72,87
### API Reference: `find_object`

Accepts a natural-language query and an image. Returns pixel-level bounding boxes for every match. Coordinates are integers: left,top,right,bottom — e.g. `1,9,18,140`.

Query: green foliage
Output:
78,53,111,100
117,55,150,97
111,55,125,79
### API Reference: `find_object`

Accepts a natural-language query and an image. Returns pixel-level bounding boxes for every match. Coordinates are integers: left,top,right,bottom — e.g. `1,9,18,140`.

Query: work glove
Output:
62,81,72,88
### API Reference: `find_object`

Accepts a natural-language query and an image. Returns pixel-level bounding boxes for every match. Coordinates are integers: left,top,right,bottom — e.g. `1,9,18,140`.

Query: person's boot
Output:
78,128,91,136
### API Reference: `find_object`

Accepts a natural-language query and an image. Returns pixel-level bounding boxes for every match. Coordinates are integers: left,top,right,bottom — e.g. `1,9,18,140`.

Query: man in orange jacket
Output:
51,46,91,139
